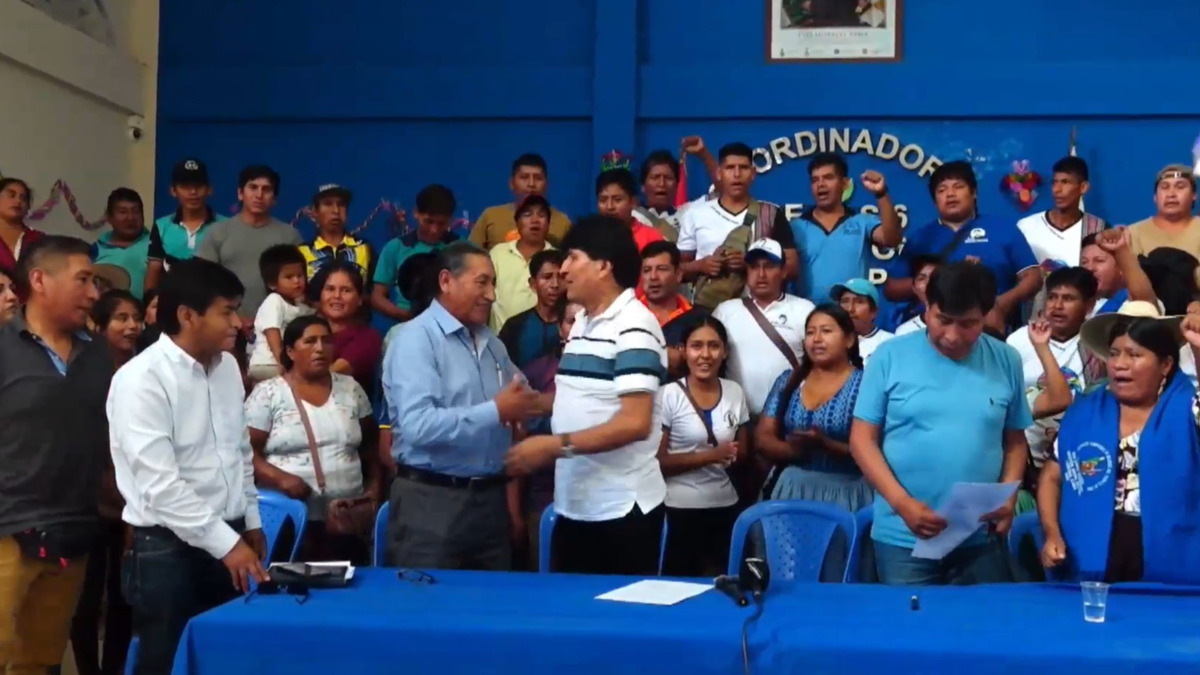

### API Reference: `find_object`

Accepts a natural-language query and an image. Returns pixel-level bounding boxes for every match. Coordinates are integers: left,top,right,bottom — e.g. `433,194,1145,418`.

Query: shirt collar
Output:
636,287,691,311
861,327,881,339
591,288,638,321
800,203,855,225
428,299,468,336
157,332,222,372
96,229,150,249
171,207,219,226
9,309,92,343
312,233,361,251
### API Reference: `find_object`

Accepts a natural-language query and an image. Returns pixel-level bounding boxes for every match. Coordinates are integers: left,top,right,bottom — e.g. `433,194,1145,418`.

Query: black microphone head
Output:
740,557,769,595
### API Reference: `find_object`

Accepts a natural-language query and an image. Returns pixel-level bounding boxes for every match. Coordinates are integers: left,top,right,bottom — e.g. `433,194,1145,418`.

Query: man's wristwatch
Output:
559,433,576,458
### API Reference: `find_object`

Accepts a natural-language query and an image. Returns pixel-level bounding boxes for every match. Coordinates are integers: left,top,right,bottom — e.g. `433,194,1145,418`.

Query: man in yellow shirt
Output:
489,195,556,331
468,153,571,249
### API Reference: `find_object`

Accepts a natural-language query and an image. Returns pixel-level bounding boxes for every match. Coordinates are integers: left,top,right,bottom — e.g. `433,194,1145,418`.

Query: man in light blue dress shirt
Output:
382,241,543,570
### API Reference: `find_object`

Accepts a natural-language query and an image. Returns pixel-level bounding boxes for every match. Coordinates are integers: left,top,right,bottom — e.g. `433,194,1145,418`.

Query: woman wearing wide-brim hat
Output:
1036,300,1200,584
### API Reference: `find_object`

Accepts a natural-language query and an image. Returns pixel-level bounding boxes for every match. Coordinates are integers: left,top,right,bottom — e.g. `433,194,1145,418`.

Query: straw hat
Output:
1079,300,1183,358
91,264,131,292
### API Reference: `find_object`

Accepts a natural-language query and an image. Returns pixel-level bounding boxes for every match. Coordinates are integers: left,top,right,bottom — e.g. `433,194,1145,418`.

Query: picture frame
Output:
766,0,903,63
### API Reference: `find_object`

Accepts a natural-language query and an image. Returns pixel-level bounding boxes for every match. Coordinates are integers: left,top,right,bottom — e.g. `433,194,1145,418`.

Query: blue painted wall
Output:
157,0,1200,271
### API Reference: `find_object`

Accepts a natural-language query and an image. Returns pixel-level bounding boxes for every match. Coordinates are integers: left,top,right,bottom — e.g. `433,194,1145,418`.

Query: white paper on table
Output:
910,481,1020,560
595,580,712,606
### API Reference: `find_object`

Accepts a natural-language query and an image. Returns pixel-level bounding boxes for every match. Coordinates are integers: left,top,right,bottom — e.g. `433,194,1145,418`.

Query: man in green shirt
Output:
90,188,151,298
370,184,459,322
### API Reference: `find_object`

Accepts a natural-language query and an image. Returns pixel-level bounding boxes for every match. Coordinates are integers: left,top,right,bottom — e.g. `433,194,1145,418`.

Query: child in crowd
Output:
498,248,566,369
894,254,941,335
248,244,313,382
833,278,893,362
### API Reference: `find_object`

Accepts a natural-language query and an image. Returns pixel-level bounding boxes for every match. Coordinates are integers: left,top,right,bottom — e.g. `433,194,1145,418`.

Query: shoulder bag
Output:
675,380,718,446
286,377,376,539
741,298,801,370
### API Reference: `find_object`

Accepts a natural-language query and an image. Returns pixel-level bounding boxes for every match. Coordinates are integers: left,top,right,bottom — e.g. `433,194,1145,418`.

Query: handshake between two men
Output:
494,374,552,426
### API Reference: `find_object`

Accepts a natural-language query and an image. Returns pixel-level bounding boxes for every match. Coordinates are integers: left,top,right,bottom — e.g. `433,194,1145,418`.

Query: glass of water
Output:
1081,581,1110,623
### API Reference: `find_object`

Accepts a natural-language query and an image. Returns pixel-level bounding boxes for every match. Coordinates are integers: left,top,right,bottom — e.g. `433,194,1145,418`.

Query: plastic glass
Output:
1081,581,1110,623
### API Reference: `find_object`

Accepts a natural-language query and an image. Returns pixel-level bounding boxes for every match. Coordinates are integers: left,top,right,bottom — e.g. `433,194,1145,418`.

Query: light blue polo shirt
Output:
853,331,1032,549
90,230,151,299
899,215,1037,297
789,206,881,301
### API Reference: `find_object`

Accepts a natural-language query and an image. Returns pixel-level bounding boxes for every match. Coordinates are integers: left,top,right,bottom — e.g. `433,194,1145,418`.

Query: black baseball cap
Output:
171,159,209,186
313,183,353,206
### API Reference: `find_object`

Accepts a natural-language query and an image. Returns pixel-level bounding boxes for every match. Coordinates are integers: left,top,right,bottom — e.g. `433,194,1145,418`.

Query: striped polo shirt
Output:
551,288,668,522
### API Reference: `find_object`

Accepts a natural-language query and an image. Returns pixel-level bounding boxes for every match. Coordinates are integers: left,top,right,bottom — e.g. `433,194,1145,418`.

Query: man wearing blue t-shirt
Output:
789,152,903,301
884,161,1041,333
851,262,1032,585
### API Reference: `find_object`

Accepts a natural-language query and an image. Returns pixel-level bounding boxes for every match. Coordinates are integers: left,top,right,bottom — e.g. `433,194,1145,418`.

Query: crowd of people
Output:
2,137,1200,675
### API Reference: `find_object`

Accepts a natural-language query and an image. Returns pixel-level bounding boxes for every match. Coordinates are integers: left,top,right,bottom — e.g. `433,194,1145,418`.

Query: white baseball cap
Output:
745,238,783,265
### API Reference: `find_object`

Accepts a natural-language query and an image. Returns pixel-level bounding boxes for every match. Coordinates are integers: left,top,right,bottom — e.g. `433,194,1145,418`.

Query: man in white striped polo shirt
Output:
506,214,668,575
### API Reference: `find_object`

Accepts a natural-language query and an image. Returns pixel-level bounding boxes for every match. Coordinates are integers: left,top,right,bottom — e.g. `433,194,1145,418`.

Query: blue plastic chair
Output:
728,500,858,584
257,490,307,562
372,501,390,566
1008,511,1045,559
846,505,875,583
537,505,558,573
124,637,138,675
538,504,669,574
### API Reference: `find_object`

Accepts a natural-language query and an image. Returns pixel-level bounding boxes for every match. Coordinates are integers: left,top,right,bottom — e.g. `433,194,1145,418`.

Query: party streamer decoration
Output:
999,160,1042,211
231,200,471,239
24,179,108,230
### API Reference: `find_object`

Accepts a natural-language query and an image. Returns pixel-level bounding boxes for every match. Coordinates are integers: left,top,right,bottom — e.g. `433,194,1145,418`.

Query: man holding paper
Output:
850,262,1032,585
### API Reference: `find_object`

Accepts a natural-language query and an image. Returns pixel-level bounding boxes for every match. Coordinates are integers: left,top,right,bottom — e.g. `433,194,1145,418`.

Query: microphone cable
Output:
740,593,765,675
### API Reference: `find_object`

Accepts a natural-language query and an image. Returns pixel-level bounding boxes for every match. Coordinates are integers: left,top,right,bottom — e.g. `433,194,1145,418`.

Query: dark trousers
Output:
662,505,738,577
386,475,511,571
553,504,665,576
70,519,132,675
122,525,241,675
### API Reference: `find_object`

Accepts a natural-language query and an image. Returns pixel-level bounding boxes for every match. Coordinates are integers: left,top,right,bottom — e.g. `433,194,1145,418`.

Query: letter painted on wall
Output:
752,126,943,283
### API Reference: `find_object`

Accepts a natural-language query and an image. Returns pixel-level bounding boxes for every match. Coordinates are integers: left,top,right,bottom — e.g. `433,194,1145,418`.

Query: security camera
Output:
126,114,145,142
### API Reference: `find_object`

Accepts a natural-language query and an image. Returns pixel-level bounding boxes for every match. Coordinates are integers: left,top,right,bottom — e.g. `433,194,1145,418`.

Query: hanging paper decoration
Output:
600,150,632,172
227,199,468,239
0,168,109,231
999,160,1042,211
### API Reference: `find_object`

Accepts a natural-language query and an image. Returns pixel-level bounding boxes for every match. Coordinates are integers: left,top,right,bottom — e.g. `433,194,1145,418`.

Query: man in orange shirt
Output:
638,240,706,378
597,168,665,253
468,153,572,249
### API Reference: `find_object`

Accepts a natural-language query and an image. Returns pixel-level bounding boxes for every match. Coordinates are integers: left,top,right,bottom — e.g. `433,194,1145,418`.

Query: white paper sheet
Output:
910,481,1020,560
595,580,712,606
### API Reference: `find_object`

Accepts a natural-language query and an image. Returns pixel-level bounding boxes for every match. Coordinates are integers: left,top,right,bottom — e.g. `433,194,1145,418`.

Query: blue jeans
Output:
121,526,240,675
874,535,1015,586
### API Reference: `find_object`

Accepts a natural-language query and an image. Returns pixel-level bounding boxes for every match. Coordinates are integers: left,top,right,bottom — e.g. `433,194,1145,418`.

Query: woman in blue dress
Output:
755,304,869,580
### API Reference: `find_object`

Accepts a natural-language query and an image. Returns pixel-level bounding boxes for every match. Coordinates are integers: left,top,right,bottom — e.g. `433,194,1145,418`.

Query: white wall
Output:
0,0,158,241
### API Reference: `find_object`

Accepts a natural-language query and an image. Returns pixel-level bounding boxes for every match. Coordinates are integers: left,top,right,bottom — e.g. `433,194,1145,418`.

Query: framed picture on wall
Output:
766,0,902,62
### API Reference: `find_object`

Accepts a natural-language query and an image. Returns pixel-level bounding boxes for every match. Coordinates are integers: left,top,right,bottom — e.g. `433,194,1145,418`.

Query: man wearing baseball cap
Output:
712,238,813,418
298,184,372,281
1127,164,1200,285
832,278,894,363
144,158,223,293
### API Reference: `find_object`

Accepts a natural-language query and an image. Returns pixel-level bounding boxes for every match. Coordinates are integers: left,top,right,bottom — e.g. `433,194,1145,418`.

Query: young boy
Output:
144,158,223,293
371,184,459,322
490,195,556,331
894,254,942,335
596,168,665,252
832,277,893,363
498,249,566,369
248,244,313,382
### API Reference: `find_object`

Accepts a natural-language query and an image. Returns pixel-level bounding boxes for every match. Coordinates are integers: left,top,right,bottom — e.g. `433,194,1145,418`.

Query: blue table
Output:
753,582,1200,674
170,568,753,675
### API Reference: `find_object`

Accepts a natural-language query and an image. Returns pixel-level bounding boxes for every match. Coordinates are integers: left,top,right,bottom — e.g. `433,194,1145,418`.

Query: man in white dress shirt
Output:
107,258,267,675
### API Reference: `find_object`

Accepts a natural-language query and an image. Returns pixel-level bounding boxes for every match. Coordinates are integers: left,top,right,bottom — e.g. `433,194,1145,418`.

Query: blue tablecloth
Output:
753,582,1200,674
170,568,752,675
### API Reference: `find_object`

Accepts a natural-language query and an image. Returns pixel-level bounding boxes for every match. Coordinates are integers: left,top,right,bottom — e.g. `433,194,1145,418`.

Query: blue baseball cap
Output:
830,278,880,305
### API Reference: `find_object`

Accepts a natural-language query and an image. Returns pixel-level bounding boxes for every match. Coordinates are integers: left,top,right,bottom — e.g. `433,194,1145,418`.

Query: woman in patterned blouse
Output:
755,304,868,580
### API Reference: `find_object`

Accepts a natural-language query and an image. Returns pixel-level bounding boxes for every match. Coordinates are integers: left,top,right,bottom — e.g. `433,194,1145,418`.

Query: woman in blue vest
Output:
1037,301,1200,584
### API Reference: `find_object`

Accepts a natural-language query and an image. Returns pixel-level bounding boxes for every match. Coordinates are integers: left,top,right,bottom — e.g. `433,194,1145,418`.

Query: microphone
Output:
738,557,770,604
713,574,749,607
